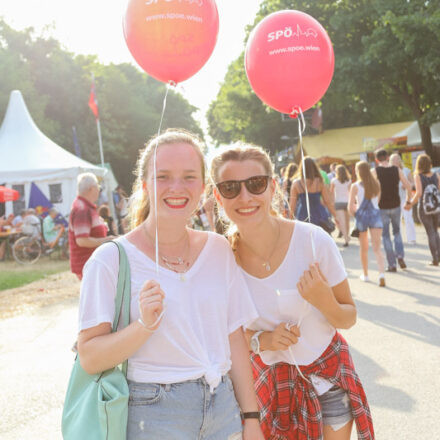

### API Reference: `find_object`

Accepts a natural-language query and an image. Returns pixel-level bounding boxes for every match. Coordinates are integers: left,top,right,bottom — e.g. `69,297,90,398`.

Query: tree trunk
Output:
417,120,438,165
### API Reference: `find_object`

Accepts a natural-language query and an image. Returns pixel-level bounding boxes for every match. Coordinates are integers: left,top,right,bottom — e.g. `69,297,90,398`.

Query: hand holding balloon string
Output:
138,280,165,331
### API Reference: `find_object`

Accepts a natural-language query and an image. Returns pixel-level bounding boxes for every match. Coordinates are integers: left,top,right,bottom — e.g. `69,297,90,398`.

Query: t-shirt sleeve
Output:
227,263,259,334
72,207,92,238
314,227,347,287
78,243,119,331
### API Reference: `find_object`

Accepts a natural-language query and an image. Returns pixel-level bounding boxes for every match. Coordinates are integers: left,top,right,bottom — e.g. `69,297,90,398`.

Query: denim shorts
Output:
318,385,353,430
127,375,242,440
355,207,383,232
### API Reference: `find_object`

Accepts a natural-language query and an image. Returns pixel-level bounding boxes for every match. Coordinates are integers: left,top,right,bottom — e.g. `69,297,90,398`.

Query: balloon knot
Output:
289,107,300,119
168,80,177,87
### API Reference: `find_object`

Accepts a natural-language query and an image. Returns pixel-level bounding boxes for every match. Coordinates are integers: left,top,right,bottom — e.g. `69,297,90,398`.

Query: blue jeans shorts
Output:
318,385,353,431
127,375,242,440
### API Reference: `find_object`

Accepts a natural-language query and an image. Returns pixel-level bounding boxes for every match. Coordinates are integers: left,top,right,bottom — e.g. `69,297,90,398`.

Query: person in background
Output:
405,154,440,266
12,210,24,228
349,161,386,287
320,167,331,186
282,162,298,200
290,156,338,233
22,208,42,239
389,154,417,245
0,216,7,260
211,144,374,440
43,208,65,249
327,162,338,181
98,204,118,236
330,165,352,247
114,185,129,234
372,149,412,272
69,173,114,280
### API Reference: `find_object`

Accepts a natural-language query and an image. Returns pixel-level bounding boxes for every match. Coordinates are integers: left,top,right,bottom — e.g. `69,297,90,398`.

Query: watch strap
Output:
242,411,261,420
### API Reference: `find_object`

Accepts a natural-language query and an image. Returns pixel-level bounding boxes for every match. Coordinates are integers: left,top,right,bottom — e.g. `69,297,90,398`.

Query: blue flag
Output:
28,182,68,226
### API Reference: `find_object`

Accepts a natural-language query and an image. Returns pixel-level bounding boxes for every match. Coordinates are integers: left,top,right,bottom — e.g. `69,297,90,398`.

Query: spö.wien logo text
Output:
268,25,318,42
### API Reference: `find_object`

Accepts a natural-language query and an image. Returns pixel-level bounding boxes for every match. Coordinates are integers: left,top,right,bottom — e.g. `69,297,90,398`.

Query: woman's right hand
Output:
138,280,165,330
261,323,300,351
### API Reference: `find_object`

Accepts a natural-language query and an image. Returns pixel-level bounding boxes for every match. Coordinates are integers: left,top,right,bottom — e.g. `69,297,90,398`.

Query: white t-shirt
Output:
79,232,258,391
355,182,379,209
244,221,347,394
331,178,351,203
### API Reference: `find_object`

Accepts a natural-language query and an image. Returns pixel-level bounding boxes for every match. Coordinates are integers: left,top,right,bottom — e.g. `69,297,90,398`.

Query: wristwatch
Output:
241,411,261,421
250,331,264,354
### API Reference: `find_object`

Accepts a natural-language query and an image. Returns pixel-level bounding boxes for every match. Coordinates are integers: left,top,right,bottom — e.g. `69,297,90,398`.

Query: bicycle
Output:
12,229,69,265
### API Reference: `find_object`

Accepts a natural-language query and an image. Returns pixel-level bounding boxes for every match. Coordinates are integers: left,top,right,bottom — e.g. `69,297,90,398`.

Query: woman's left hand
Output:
243,419,265,440
297,263,334,309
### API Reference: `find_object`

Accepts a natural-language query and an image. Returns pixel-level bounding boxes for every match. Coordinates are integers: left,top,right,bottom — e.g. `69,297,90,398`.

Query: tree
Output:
208,0,439,162
0,19,203,191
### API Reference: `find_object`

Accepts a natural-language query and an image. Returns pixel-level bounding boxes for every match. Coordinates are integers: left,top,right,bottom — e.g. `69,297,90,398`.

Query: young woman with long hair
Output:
289,156,338,233
330,165,352,246
211,144,374,440
406,154,440,265
348,161,386,286
76,129,265,440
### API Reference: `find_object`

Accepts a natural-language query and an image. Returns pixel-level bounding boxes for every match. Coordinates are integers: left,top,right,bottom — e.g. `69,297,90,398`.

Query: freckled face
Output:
215,159,274,227
145,142,204,220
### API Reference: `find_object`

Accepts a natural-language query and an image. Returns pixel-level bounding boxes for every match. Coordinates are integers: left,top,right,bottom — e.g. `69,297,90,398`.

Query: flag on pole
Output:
88,80,99,120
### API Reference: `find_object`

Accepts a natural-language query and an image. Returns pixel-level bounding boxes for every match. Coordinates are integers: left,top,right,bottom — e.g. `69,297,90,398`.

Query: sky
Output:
0,0,263,137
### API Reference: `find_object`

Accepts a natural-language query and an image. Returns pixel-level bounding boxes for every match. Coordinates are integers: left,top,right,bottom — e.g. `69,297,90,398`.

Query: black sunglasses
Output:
216,175,270,199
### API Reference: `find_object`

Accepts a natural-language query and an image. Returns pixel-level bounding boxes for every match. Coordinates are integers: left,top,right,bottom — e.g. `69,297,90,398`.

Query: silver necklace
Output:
240,221,280,271
144,225,190,281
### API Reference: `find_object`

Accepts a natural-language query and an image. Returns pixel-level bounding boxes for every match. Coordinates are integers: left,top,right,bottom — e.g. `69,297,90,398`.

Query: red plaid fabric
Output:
251,332,374,440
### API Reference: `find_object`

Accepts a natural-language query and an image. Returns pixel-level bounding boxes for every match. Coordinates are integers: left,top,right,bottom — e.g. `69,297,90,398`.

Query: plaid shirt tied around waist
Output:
251,331,374,440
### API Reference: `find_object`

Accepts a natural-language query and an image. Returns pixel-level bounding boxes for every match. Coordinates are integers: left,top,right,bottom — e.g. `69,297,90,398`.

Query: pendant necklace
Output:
144,225,190,281
240,221,280,272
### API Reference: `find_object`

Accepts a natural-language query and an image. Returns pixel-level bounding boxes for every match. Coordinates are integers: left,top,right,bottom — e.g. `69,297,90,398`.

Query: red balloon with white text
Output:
123,0,219,84
245,10,334,114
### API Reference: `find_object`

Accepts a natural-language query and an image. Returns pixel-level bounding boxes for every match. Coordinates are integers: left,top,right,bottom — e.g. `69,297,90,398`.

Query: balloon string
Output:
295,108,310,223
153,82,172,276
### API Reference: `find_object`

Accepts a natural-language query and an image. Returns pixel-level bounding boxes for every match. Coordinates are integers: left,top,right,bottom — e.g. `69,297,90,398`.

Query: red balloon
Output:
245,10,335,115
123,0,219,84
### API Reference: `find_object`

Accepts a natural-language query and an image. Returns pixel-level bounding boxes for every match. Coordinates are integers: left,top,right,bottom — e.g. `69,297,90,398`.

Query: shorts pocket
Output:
128,382,163,406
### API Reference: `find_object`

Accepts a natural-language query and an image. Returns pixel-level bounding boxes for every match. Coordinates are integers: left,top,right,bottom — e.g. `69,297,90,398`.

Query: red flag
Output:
88,82,99,120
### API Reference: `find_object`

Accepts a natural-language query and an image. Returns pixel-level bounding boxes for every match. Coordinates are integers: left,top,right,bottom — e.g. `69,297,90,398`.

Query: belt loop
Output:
164,384,171,392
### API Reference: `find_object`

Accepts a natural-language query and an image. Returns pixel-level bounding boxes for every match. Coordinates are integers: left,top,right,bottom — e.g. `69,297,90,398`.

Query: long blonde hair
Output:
210,143,280,251
355,161,380,199
129,129,206,229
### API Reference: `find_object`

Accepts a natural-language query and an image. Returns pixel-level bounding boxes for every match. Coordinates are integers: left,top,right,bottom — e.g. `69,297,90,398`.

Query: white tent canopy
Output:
393,121,440,147
0,90,107,217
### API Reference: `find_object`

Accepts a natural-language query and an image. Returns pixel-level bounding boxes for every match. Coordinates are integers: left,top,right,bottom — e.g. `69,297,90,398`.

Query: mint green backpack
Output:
62,241,130,440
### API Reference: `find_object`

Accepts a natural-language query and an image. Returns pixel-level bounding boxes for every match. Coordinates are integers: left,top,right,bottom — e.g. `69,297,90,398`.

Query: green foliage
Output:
208,0,439,161
0,20,202,191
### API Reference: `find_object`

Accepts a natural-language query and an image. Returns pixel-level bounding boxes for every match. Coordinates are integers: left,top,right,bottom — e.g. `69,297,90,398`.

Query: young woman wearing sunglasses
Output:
76,130,265,440
211,144,374,440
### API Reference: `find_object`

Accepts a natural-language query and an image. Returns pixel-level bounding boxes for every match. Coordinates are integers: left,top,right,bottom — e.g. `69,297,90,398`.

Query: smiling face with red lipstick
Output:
146,142,205,222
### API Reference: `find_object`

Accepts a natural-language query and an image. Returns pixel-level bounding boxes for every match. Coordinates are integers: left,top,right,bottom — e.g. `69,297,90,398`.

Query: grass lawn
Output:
0,258,70,291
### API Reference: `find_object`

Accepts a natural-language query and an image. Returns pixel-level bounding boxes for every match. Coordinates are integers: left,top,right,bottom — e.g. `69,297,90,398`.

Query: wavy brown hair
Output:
415,154,432,175
294,156,323,183
129,129,206,229
355,161,380,199
336,164,351,183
